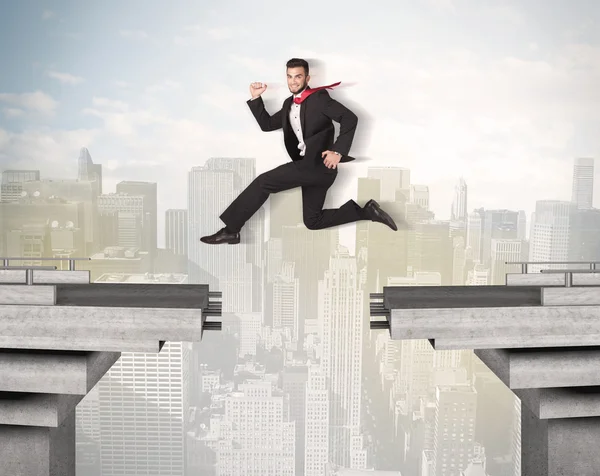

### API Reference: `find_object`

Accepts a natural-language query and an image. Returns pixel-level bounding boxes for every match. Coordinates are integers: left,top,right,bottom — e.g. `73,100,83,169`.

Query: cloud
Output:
3,108,25,118
112,80,131,89
119,29,148,40
206,27,235,41
42,10,55,20
145,80,181,94
90,97,130,112
423,0,456,13
0,91,58,115
174,25,249,46
46,70,84,85
198,83,250,115
479,5,524,25
0,127,100,177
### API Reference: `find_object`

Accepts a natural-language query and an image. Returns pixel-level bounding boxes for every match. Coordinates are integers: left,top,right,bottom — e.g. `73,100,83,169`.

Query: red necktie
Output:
293,81,341,104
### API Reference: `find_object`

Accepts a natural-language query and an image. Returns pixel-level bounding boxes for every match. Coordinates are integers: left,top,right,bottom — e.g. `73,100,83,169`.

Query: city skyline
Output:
2,151,599,475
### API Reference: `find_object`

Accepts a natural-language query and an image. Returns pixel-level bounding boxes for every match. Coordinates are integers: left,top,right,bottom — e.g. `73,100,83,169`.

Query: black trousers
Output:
220,160,366,232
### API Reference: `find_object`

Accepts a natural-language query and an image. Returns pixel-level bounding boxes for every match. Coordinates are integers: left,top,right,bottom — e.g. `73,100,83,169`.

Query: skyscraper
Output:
571,157,594,209
319,246,367,469
187,158,261,312
77,147,102,195
165,209,188,256
116,181,157,257
451,177,467,221
529,200,576,271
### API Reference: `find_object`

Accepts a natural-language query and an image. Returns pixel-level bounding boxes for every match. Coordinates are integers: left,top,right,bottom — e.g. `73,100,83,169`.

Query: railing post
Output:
2,259,8,267
68,259,75,271
521,263,528,274
565,272,573,288
26,268,33,285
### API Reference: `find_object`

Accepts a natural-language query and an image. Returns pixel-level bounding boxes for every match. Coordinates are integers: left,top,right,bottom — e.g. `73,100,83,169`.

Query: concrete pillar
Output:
521,403,600,476
0,411,76,476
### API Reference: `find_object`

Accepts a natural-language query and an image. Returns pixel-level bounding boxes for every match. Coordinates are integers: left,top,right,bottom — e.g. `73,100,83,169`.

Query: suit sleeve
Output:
317,89,358,158
246,96,283,132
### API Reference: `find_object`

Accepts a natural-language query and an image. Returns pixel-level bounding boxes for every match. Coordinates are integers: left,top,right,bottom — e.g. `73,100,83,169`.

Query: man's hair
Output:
286,58,309,76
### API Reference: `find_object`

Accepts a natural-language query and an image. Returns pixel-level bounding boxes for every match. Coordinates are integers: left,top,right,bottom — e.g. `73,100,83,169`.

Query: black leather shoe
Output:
363,199,398,231
200,228,240,244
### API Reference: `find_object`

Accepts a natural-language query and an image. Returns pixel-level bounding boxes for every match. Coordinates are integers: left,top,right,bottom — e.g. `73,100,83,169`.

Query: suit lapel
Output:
300,95,307,137
300,85,311,136
282,96,293,132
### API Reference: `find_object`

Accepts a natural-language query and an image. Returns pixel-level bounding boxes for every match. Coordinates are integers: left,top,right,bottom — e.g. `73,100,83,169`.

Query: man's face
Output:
287,67,310,94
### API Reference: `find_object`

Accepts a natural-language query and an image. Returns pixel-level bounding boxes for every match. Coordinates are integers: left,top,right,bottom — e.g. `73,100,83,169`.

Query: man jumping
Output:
200,57,397,245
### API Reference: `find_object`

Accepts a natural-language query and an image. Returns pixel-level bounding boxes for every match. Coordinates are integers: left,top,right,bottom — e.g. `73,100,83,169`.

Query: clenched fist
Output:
249,82,267,98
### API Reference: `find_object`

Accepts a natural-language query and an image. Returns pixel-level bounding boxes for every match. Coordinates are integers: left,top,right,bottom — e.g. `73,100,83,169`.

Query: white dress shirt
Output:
289,88,306,156
250,87,341,160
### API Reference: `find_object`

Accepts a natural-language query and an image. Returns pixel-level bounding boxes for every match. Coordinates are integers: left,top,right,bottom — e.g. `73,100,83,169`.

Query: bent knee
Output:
303,215,321,230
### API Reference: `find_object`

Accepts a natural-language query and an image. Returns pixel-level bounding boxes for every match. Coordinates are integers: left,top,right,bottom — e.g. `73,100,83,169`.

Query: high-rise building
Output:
98,193,144,249
367,167,410,202
568,208,600,262
408,221,453,285
517,210,527,241
529,200,576,271
490,239,524,285
411,184,430,210
215,381,296,475
187,158,261,312
273,261,300,339
451,177,467,221
0,169,40,202
282,365,309,475
571,157,594,209
466,209,484,263
116,181,157,257
432,385,477,476
320,247,367,468
305,364,330,476
481,210,519,266
78,147,102,195
165,209,187,256
98,341,187,476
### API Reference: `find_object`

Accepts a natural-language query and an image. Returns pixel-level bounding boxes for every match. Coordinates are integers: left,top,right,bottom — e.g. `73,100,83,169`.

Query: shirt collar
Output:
294,86,308,98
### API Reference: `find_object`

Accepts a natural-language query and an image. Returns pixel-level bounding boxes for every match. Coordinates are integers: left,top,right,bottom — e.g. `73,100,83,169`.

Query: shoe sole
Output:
200,239,240,244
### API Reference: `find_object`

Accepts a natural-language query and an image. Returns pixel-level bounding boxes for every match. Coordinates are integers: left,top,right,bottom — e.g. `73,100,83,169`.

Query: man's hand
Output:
322,150,341,169
250,82,267,98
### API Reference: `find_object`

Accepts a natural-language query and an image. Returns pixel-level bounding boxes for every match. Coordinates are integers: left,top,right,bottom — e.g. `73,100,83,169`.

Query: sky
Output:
1,0,600,248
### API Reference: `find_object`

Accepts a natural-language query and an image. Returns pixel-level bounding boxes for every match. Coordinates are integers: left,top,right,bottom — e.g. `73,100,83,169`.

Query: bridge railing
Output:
0,257,91,271
505,261,600,274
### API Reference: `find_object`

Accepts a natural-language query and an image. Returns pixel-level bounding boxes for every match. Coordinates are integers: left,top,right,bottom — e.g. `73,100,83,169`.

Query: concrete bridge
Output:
0,257,221,476
370,261,600,476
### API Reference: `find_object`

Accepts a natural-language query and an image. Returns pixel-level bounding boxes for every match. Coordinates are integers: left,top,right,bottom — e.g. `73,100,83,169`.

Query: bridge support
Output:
370,263,600,476
0,266,221,476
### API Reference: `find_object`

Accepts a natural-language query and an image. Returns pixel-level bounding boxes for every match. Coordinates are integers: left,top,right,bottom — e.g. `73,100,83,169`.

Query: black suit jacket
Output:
246,87,357,164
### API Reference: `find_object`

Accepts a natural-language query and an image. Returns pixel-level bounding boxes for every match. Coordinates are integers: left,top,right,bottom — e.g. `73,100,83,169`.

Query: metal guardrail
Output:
0,265,59,284
504,261,600,287
0,257,90,271
506,261,600,274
